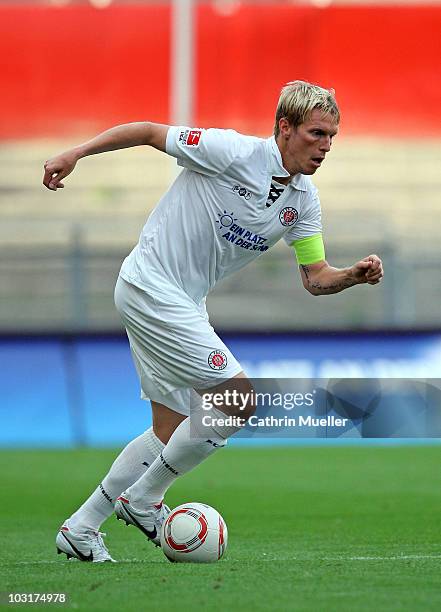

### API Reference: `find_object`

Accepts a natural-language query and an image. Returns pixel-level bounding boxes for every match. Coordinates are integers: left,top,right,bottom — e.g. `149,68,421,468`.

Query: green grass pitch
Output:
1,446,441,611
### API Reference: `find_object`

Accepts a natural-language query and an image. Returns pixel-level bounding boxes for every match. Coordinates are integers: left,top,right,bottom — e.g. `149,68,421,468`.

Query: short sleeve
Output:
283,186,323,246
166,126,240,176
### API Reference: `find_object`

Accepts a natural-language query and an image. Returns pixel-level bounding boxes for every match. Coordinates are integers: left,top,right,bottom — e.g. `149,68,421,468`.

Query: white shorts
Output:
114,276,243,416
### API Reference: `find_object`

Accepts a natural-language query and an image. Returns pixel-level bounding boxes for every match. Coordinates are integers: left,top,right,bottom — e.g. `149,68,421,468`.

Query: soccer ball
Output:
160,502,228,563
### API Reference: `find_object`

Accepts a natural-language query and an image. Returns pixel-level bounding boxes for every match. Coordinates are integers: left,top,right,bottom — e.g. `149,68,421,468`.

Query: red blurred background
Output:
1,2,440,139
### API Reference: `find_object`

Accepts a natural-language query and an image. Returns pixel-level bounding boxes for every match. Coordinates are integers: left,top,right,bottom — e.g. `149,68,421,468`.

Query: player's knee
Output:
223,378,256,420
201,376,257,420
238,393,256,421
233,377,256,420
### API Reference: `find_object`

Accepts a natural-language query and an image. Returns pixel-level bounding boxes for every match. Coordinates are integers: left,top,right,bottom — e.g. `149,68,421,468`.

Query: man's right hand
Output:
43,150,79,191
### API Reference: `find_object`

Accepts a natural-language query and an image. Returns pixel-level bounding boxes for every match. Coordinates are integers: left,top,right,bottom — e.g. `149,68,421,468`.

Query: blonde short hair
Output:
274,80,340,137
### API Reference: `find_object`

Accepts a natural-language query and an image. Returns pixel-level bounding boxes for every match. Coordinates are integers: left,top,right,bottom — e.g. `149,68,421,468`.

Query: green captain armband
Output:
291,234,325,265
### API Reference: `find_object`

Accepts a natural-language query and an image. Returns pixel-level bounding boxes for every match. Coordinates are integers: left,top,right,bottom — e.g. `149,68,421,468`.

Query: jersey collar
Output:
266,136,308,192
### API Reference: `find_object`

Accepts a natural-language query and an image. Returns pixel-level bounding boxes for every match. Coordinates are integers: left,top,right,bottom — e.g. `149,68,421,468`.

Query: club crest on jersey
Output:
208,350,227,371
279,207,298,227
232,184,251,200
179,129,202,147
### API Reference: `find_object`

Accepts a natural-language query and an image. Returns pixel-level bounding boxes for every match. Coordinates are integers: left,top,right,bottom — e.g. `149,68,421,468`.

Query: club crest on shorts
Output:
208,350,227,370
279,207,298,226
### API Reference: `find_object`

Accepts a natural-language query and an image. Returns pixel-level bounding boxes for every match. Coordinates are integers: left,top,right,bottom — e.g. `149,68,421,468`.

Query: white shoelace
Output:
90,532,112,559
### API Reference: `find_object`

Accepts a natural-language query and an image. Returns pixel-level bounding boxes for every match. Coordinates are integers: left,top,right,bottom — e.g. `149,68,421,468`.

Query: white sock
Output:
127,409,236,508
68,427,164,532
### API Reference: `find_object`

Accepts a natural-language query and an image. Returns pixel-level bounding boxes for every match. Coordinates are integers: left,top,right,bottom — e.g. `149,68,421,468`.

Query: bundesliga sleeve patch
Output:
179,129,202,147
208,350,227,370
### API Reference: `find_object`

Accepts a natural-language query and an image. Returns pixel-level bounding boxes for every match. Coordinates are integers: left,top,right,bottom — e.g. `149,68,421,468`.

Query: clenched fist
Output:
351,254,384,285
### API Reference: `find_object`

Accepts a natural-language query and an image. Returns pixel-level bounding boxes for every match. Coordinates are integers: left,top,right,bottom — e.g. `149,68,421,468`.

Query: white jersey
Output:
120,127,322,304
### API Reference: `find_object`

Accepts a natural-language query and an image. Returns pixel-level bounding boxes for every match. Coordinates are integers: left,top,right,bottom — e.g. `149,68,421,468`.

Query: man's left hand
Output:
351,254,384,285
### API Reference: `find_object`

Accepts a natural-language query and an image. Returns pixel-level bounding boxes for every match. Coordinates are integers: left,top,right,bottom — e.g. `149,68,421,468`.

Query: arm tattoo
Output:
301,264,356,295
300,265,310,279
309,278,356,294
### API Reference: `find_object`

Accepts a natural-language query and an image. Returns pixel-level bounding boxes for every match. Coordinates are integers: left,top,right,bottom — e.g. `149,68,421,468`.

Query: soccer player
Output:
43,81,383,562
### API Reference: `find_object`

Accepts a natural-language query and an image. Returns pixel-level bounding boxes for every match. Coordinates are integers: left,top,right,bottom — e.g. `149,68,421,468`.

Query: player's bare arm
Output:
43,122,169,191
300,254,384,296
